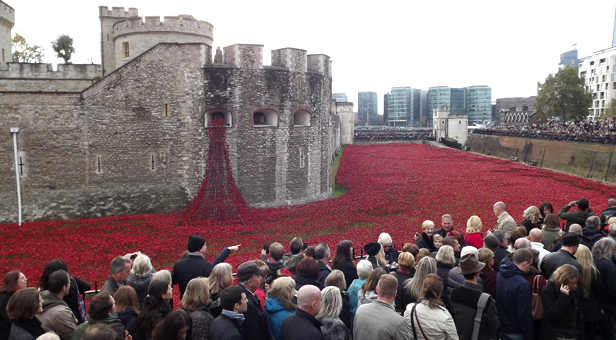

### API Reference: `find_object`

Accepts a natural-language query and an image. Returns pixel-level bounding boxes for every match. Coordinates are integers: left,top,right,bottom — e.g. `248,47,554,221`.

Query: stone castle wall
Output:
1,42,333,222
0,1,14,63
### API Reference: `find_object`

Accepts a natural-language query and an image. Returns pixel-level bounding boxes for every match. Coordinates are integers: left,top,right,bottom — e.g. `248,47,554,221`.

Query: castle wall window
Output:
205,109,232,127
2,49,4,63
150,154,156,171
299,148,305,168
17,152,26,178
161,102,170,119
96,156,102,174
293,110,311,127
122,42,130,59
253,109,278,127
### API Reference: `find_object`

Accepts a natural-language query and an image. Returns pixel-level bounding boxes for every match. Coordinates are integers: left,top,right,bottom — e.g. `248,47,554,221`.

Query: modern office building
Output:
383,93,389,123
413,89,428,126
465,85,492,123
358,91,378,125
386,87,413,127
559,49,579,68
578,45,616,118
427,86,492,125
332,93,348,102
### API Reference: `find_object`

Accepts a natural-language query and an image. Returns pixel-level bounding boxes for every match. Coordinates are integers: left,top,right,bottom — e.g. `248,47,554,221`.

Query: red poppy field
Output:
2,143,616,288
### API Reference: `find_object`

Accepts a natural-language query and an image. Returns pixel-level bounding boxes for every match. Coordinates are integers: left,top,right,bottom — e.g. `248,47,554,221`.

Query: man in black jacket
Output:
208,285,247,340
541,233,583,280
172,235,240,298
315,242,332,289
581,216,604,250
281,285,323,340
450,254,500,340
558,199,595,232
434,214,467,247
487,232,509,272
236,262,267,340
593,238,616,340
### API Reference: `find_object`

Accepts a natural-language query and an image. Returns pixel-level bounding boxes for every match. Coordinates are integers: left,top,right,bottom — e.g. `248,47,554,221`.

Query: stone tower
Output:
0,0,14,64
99,6,213,76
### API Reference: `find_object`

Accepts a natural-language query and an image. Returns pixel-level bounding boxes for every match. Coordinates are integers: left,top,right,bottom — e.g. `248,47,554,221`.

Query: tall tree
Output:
535,65,592,121
605,98,616,118
51,34,75,63
12,33,44,63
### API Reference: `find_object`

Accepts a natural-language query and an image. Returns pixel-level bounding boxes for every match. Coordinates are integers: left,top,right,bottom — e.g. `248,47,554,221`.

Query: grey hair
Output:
356,260,373,279
441,214,453,222
378,233,392,245
592,238,616,259
149,269,171,288
523,206,540,223
315,242,330,261
318,286,342,318
586,216,600,230
494,201,506,211
110,256,132,275
435,245,455,266
130,254,153,278
460,246,478,258
493,230,507,244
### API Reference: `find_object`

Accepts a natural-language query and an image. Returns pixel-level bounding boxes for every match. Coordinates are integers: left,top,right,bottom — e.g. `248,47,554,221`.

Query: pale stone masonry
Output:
0,5,349,223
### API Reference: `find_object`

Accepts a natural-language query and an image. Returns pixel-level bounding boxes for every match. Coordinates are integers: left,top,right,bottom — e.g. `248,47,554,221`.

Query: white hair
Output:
460,246,478,258
378,233,392,245
356,260,373,279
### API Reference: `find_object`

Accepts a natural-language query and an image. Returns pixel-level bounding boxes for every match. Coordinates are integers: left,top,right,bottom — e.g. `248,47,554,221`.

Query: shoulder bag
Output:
531,275,544,320
471,293,490,340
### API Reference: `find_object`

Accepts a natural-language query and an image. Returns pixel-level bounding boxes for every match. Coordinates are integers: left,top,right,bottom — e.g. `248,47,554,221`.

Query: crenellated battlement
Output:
307,54,331,77
99,6,138,18
112,14,213,40
0,63,101,79
223,44,263,69
271,48,307,72
0,1,14,26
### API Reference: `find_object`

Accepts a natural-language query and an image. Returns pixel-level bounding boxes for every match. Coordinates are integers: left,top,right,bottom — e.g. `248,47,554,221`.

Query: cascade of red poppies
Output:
184,118,247,222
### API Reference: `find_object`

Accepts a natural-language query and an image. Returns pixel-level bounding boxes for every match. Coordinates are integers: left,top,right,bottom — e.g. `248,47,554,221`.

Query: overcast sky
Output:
10,0,616,113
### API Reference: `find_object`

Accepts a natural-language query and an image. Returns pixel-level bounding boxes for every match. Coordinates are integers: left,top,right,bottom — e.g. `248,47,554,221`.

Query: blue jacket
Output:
496,260,533,340
263,296,295,340
347,278,366,317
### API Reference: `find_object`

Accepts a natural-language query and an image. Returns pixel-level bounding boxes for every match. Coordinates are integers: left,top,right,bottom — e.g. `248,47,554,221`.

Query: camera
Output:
302,242,308,250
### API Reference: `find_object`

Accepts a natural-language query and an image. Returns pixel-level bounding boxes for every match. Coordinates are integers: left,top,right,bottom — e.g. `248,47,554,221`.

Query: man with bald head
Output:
354,274,410,340
281,285,323,340
493,201,516,237
497,238,531,269
600,198,616,228
529,228,550,264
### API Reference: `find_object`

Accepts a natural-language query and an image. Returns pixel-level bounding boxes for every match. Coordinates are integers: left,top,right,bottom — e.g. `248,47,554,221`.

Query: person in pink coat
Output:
465,215,485,249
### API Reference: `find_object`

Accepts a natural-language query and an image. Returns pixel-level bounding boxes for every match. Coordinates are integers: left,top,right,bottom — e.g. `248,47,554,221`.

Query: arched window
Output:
253,109,278,127
205,109,232,127
293,110,311,127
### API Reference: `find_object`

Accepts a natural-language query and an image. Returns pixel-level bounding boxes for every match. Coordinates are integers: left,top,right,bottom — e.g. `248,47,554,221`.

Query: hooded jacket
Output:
264,295,296,340
37,290,77,340
540,279,583,339
347,278,366,319
581,227,604,250
126,274,152,306
495,260,532,340
70,314,121,340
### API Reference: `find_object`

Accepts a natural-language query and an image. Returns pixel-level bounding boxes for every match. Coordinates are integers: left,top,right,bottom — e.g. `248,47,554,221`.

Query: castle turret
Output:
0,1,15,64
100,6,214,76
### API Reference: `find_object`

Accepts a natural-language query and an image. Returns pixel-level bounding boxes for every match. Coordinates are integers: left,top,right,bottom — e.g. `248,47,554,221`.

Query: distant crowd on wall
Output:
354,131,435,141
5,199,616,340
474,117,616,144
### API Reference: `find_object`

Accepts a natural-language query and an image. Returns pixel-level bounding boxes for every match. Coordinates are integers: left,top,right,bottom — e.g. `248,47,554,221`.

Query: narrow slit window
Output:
18,157,24,176
162,102,170,119
299,148,305,168
151,155,155,170
96,157,102,174
122,41,130,59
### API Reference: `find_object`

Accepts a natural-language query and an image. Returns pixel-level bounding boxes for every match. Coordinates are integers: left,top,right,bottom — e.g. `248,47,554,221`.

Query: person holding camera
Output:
558,199,595,232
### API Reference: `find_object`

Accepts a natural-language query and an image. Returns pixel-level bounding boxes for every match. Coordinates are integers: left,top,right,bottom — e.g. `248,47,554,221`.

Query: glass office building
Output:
358,91,378,125
466,86,492,123
428,86,491,125
332,93,348,102
387,87,413,127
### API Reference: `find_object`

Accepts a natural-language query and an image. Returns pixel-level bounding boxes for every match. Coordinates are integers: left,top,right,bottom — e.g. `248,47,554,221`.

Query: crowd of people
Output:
3,198,616,340
475,117,616,144
354,131,434,141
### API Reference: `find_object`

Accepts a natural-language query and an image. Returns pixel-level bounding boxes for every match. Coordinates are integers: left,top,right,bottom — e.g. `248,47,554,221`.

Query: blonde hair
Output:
318,286,342,318
523,206,541,223
209,263,233,294
375,244,387,266
432,234,443,242
36,333,60,340
405,257,437,301
466,215,482,234
575,245,598,299
421,220,435,232
435,245,455,266
131,254,154,278
608,216,616,225
149,270,171,288
181,278,210,312
477,248,494,264
397,252,415,272
267,277,296,311
551,264,581,286
325,270,346,290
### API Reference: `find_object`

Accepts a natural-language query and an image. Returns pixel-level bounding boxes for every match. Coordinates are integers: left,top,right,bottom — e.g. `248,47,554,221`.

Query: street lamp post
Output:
10,127,22,225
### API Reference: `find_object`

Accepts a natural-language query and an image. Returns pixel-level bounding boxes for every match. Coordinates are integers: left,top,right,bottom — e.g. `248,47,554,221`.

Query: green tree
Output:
12,33,44,63
535,65,592,121
605,98,616,118
51,34,75,63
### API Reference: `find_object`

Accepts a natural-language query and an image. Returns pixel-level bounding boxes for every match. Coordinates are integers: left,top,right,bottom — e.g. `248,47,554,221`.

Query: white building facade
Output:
433,105,468,145
578,46,616,118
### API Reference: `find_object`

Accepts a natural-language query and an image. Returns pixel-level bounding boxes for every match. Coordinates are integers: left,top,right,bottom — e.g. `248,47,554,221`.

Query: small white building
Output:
433,105,468,145
578,45,616,119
